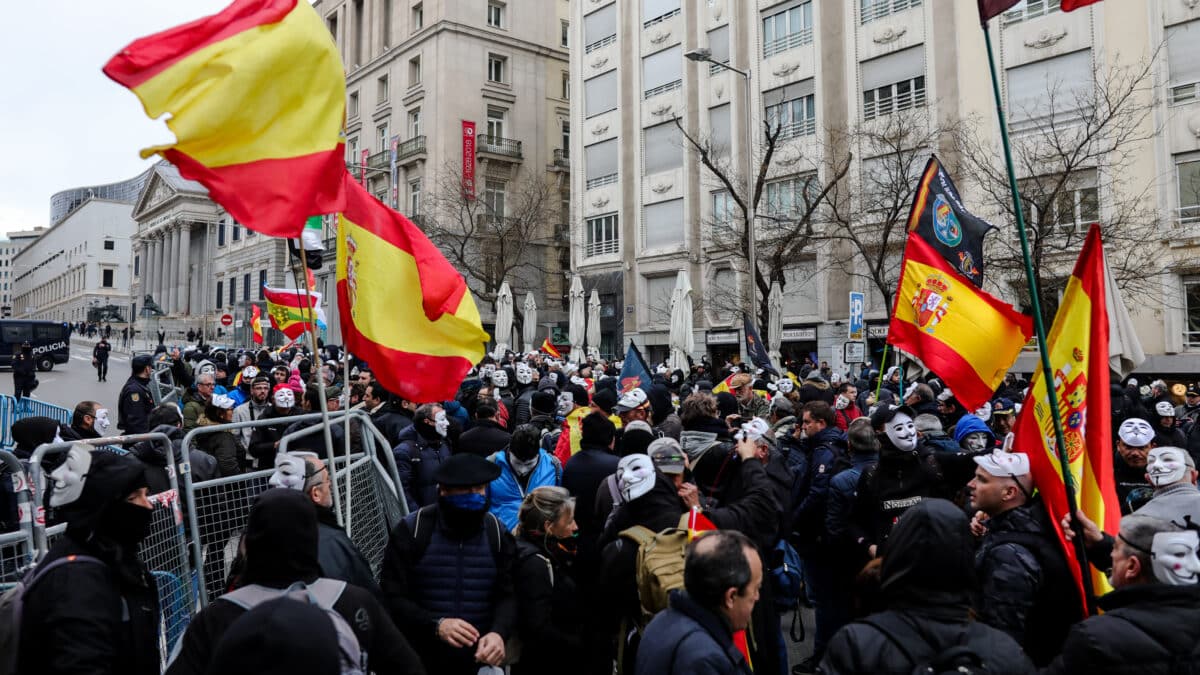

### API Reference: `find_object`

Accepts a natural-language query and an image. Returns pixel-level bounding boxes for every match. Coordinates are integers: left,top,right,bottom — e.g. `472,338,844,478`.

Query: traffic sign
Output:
220,314,233,327
848,292,865,341
843,341,866,364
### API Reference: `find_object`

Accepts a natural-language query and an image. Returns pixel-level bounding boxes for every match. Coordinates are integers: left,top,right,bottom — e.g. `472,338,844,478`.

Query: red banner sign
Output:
360,148,368,188
462,120,476,200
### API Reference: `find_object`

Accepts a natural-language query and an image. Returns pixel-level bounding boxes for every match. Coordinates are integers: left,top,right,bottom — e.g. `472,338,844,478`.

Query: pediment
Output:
132,171,178,222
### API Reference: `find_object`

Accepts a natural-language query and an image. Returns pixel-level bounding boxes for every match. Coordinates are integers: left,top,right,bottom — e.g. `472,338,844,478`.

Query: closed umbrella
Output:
587,289,602,360
668,270,693,373
493,281,513,358
522,292,538,353
568,275,585,363
768,281,783,367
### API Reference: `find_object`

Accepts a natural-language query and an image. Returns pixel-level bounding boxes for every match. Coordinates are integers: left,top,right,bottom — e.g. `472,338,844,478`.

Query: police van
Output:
0,320,71,371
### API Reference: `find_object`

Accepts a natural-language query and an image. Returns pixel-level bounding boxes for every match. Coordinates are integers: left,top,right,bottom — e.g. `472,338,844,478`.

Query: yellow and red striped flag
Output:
1062,0,1102,11
541,338,562,359
1012,224,1121,607
263,286,323,340
250,304,263,344
336,176,488,403
103,0,347,238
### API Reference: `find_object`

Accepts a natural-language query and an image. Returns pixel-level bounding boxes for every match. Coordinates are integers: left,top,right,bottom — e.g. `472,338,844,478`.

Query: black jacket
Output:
129,424,218,494
847,438,943,557
194,417,244,478
315,504,381,597
117,375,155,434
247,406,300,467
1041,584,1200,675
562,444,620,543
512,536,583,675
11,352,36,384
369,405,413,447
456,419,513,458
635,590,753,675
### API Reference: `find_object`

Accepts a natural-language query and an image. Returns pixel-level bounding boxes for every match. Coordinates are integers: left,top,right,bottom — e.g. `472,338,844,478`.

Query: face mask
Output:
1146,447,1188,487
886,413,918,452
434,411,449,438
617,454,655,501
835,395,850,410
269,454,308,491
92,409,111,435
776,379,794,394
1151,530,1200,586
100,500,154,548
491,371,509,388
274,389,295,409
509,454,539,477
49,445,92,507
963,431,990,452
442,492,488,512
515,364,533,385
556,392,574,417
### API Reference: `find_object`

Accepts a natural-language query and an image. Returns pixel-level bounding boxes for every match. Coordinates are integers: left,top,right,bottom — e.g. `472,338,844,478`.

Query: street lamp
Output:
685,47,758,329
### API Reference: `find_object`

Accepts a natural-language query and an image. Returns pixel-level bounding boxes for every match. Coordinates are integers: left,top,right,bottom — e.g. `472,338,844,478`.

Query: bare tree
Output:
955,52,1162,326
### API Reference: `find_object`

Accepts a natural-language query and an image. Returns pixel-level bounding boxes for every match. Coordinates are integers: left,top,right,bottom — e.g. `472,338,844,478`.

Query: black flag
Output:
742,314,778,377
906,155,994,288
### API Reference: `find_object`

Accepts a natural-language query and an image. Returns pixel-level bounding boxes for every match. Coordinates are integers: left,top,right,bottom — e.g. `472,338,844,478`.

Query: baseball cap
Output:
1187,384,1200,398
614,388,649,413
973,449,1031,477
992,398,1015,416
1118,418,1155,447
647,438,686,475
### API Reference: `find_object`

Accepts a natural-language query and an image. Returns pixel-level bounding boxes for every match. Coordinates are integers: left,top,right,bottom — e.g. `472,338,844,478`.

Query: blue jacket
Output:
635,590,753,675
487,450,562,532
790,426,845,551
826,453,878,543
393,424,453,511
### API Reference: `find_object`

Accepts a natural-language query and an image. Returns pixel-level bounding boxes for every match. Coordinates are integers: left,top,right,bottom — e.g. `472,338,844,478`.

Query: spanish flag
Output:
1011,224,1120,608
263,286,323,340
1062,0,1102,11
336,177,488,404
250,304,263,345
887,235,1032,410
541,338,562,359
103,0,347,238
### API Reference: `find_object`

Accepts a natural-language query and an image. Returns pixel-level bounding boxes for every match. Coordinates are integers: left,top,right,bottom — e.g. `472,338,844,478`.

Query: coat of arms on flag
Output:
912,273,951,331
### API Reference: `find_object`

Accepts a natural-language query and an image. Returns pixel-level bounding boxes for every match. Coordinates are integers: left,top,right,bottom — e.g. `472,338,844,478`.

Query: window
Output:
1020,172,1099,233
861,47,926,120
765,80,816,138
484,180,507,219
103,239,115,250
585,139,618,188
643,121,682,174
215,281,223,309
643,46,682,99
408,108,421,137
259,270,267,299
229,277,236,305
584,4,616,52
486,107,506,138
1166,21,1200,105
783,260,820,316
585,71,618,117
1178,155,1200,224
411,2,423,31
707,25,730,75
378,74,389,102
643,0,681,28
326,13,339,42
232,224,241,241
488,1,504,28
861,0,921,24
102,269,114,288
1186,276,1200,348
1,324,31,343
1006,50,1092,125
561,120,571,153
352,0,364,65
409,178,422,215
488,54,507,83
645,274,678,321
246,227,255,237
762,1,813,58
346,136,359,163
764,174,819,216
134,255,140,276
562,71,570,100
217,221,226,247
711,190,737,232
349,91,359,118
586,213,620,257
709,104,731,156
643,198,684,249
1002,0,1061,25
383,0,393,47
409,55,421,86
242,273,250,302
377,123,389,151
561,20,570,47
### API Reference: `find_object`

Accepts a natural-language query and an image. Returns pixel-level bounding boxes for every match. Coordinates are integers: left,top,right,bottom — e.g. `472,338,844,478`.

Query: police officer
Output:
11,340,37,404
119,355,155,435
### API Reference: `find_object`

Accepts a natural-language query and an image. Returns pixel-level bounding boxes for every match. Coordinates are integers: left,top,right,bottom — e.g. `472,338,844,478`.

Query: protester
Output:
393,403,454,511
118,354,156,435
458,398,512,457
732,373,771,419
182,372,217,431
832,382,861,431
247,386,300,470
488,424,563,531
1152,401,1187,449
824,417,879,639
129,403,218,494
647,383,682,440
58,400,109,442
231,375,273,448
563,412,620,544
193,394,243,477
202,597,341,675
1115,418,1157,513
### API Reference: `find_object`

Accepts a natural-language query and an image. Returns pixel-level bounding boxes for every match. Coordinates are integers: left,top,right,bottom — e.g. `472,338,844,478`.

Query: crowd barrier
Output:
0,394,76,451
0,413,406,671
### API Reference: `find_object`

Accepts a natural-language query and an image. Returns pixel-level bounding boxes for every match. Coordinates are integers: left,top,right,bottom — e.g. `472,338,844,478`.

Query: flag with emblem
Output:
250,304,263,344
887,235,1033,411
1011,224,1122,607
743,314,778,376
262,285,323,340
336,176,488,404
617,341,653,394
103,0,347,237
906,156,994,288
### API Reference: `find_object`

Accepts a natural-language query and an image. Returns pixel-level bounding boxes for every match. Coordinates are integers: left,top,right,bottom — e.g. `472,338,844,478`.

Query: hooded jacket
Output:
166,489,424,675
487,449,562,531
393,421,453,512
819,499,1034,675
847,435,944,558
799,378,835,405
18,451,160,675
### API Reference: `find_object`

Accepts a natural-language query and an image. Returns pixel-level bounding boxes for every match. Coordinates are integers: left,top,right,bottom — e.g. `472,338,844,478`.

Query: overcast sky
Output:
0,1,233,235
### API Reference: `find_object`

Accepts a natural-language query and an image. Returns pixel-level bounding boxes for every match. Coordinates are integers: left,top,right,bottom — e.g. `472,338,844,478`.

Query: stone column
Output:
156,232,167,313
168,227,180,314
177,224,191,315
151,234,163,311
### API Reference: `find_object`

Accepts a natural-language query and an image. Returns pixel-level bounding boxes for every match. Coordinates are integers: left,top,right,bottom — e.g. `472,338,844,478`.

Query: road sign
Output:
220,314,233,327
848,292,865,341
843,341,866,364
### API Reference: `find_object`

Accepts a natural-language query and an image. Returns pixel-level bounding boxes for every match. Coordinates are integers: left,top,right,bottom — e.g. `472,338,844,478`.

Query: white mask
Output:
273,388,295,409
269,454,308,491
491,370,509,388
556,392,575,416
1151,530,1200,586
1146,447,1188,488
49,445,92,508
509,454,539,477
617,454,656,502
480,364,496,379
776,379,794,394
834,395,850,410
94,409,111,435
434,410,450,437
963,431,991,453
885,412,918,452
515,364,533,385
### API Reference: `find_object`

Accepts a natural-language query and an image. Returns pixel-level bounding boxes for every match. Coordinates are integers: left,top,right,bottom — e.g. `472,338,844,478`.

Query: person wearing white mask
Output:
1115,418,1158,514
61,400,110,441
394,403,456,511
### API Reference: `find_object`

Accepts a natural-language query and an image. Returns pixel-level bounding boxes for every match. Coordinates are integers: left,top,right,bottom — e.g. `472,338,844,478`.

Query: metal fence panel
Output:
16,398,73,426
189,469,273,602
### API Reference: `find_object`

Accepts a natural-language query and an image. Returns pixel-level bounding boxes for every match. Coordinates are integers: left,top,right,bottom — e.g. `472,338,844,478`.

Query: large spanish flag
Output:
887,236,1032,410
250,304,264,345
1011,224,1120,607
103,0,346,238
263,286,323,340
336,177,488,404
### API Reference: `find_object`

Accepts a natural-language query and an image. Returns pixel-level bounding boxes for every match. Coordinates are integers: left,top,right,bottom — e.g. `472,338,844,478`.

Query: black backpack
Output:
860,613,992,675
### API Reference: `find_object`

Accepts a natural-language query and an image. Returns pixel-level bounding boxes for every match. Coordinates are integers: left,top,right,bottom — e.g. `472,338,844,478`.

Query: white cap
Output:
210,394,236,410
1155,401,1176,417
973,449,1031,477
1118,418,1155,447
615,387,649,413
937,387,955,403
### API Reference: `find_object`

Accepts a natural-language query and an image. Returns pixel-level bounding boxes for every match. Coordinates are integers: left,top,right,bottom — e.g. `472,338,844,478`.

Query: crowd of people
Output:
4,342,1200,674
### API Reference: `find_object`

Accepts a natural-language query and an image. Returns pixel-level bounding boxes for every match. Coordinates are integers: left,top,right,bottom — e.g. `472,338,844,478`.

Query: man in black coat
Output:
562,412,621,549
247,387,300,469
456,400,511,458
11,341,37,404
92,337,112,382
18,447,160,675
363,380,412,447
117,355,156,435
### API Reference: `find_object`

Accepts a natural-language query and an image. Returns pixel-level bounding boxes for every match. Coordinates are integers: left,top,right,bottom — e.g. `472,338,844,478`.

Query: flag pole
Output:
874,343,890,402
981,20,1095,613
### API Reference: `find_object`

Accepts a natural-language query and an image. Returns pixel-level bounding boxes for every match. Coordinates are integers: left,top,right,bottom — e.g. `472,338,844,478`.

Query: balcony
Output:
553,148,570,169
585,238,619,257
397,135,426,160
477,134,523,161
367,150,389,170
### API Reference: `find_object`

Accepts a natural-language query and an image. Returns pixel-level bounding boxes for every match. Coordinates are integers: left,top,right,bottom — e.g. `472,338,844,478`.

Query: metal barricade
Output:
0,395,16,450
0,450,34,582
15,398,73,426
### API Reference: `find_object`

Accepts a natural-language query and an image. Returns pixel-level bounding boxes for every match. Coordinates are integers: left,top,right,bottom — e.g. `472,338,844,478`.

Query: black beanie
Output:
580,411,616,448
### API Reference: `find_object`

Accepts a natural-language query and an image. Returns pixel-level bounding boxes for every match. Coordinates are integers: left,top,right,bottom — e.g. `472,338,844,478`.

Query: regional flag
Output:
743,314,778,376
907,156,994,288
1062,0,1102,11
250,304,264,345
887,236,1032,410
541,338,562,359
1011,224,1121,607
977,0,1021,23
103,0,347,238
336,177,488,404
263,286,324,340
617,341,653,394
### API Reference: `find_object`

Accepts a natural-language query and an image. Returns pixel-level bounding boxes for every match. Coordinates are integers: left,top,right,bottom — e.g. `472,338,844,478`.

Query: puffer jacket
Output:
791,426,846,552
393,422,453,511
487,450,562,532
1041,584,1200,675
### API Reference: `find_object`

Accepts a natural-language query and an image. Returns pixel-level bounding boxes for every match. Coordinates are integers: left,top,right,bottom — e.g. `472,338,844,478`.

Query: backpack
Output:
769,538,803,612
860,613,991,675
618,513,690,624
220,579,366,675
0,554,108,675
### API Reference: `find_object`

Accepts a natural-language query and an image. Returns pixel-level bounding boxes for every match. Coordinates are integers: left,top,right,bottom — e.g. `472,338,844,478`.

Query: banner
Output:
743,314,778,376
390,134,400,209
462,120,477,200
617,341,652,394
906,156,995,288
360,148,368,188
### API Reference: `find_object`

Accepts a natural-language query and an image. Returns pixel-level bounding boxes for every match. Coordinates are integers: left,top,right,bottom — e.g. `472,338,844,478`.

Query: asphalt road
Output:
4,342,131,414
